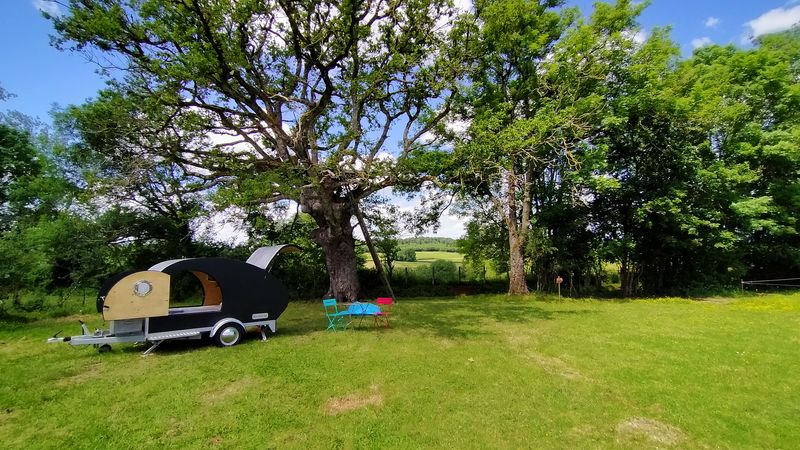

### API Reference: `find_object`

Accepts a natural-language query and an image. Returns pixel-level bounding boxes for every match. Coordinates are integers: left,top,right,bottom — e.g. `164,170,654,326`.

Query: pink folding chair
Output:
375,297,394,328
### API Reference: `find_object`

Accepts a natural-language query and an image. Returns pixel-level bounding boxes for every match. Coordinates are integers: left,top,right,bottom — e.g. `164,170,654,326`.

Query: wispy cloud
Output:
704,17,721,28
742,5,800,43
622,28,648,45
631,28,647,45
32,0,62,17
691,37,713,49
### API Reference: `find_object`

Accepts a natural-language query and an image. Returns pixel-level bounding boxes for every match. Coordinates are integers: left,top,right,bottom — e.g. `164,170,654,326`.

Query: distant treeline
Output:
397,237,458,253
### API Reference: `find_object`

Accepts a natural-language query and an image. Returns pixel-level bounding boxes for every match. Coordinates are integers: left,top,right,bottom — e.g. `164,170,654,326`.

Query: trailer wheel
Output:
98,344,112,353
214,323,244,347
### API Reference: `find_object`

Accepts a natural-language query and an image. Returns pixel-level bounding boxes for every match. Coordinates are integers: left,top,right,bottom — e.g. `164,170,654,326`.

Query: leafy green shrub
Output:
397,248,417,262
411,264,432,283
431,260,459,283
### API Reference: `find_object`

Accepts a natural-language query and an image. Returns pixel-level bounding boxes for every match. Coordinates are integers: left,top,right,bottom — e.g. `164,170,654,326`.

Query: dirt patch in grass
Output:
163,418,183,437
568,424,597,439
0,407,15,425
528,352,587,381
55,362,104,387
202,377,259,406
324,385,383,416
437,337,457,349
694,297,736,305
616,417,686,446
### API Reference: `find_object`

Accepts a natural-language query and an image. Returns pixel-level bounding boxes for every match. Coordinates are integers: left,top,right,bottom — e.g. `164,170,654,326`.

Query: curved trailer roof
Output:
148,244,300,272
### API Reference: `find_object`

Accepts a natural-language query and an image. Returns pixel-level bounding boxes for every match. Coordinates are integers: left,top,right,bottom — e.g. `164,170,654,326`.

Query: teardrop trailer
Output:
47,245,298,355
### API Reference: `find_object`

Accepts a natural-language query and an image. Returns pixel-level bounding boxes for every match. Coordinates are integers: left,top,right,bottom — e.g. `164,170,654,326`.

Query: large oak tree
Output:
48,0,467,300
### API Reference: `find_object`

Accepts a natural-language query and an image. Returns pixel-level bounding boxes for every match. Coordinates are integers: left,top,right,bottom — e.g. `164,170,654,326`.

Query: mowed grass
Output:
2,294,800,449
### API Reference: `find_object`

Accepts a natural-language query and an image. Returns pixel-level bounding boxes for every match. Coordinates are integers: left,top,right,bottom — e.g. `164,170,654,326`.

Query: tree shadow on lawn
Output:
275,314,328,337
268,299,600,340
0,314,34,326
109,333,274,356
399,300,596,340
254,299,600,341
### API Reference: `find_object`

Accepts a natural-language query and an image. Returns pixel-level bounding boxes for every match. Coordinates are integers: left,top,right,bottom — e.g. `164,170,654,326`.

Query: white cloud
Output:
622,28,648,45
704,16,721,28
453,0,473,13
743,5,800,43
433,210,467,239
691,36,713,49
446,118,470,135
632,29,648,45
32,0,62,16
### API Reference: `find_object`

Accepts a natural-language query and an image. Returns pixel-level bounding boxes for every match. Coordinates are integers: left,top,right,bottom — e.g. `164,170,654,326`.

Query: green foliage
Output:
399,260,460,286
362,203,401,279
594,25,800,294
397,237,458,252
48,0,473,301
3,4,800,302
458,216,509,277
0,125,41,224
431,259,459,283
397,248,417,262
246,212,329,298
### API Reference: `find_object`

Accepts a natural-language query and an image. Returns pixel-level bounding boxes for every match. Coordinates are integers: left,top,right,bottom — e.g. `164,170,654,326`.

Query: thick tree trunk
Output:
502,164,531,296
314,226,360,301
508,233,529,295
301,186,360,302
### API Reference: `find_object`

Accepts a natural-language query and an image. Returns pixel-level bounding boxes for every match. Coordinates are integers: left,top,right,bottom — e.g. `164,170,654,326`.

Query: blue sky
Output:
1,0,798,121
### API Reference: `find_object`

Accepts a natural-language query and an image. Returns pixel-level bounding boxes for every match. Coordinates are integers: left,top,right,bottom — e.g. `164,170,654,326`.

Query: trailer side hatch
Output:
103,271,170,321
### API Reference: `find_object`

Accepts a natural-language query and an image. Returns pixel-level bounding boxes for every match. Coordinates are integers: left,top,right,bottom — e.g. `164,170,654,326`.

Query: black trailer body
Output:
49,245,298,353
145,257,289,335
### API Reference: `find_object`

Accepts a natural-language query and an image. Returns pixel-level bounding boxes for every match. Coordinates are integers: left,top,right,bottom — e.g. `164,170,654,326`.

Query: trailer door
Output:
103,271,170,320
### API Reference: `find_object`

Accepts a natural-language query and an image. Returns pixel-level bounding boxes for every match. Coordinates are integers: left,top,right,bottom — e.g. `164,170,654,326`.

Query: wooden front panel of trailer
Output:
103,271,170,321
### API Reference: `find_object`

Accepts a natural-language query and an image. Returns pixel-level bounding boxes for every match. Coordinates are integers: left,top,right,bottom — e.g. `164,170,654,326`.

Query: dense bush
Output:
397,248,417,262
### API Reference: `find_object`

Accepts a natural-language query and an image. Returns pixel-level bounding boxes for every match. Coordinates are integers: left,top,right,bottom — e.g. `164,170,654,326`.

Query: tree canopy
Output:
0,1,797,301
48,0,470,301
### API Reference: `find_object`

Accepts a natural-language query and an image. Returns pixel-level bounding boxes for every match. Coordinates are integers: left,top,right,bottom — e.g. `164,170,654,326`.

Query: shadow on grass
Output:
0,313,34,324
272,298,601,341
276,316,328,337
110,332,279,356
397,299,597,340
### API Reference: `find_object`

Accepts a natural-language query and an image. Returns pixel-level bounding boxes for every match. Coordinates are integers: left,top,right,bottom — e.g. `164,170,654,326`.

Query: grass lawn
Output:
2,294,800,449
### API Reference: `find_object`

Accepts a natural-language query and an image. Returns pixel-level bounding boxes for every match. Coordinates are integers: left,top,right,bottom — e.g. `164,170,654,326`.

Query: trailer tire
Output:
98,344,112,353
214,323,244,347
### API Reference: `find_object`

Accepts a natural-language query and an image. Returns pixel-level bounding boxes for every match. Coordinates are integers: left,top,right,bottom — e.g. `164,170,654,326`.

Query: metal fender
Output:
209,318,245,338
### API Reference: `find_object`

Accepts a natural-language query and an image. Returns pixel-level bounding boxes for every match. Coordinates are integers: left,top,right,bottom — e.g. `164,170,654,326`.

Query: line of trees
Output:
1,1,798,303
447,5,800,296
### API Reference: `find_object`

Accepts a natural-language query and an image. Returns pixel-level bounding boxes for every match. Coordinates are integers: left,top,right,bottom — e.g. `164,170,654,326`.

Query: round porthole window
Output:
133,280,153,297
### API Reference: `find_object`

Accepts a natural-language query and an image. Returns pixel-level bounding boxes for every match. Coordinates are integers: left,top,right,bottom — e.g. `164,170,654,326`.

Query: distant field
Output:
363,251,463,270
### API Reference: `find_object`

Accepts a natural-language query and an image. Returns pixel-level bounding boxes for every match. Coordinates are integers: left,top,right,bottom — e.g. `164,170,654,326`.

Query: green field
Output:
363,250,464,270
2,293,800,449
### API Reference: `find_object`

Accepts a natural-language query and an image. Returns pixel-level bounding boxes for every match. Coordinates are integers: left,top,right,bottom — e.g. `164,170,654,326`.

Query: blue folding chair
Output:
323,298,349,332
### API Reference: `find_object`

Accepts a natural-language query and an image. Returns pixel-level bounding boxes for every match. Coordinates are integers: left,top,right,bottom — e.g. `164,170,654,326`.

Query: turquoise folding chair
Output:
323,298,348,332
